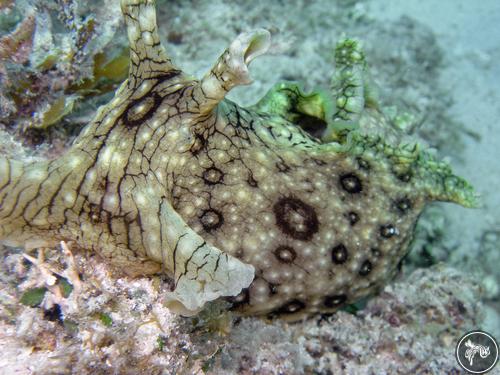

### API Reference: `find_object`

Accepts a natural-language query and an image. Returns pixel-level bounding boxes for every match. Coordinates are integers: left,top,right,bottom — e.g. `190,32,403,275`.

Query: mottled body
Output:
0,0,475,318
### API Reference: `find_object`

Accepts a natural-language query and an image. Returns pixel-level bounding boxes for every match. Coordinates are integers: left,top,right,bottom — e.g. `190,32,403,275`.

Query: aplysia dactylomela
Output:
0,0,476,320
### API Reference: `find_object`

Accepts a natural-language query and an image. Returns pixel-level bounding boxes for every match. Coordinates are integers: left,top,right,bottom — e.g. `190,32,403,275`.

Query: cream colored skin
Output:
0,0,474,319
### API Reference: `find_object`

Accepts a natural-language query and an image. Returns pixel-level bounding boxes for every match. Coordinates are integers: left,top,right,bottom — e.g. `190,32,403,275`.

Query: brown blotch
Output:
371,247,381,257
273,197,319,241
167,31,183,44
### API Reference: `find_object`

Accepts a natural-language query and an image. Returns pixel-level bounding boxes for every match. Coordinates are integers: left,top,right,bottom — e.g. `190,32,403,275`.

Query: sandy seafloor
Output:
370,0,500,276
0,0,500,373
368,0,500,336
371,0,500,326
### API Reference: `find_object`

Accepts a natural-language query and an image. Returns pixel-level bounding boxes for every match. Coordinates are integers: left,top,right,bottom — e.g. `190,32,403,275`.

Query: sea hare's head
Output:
161,35,476,319
117,0,476,319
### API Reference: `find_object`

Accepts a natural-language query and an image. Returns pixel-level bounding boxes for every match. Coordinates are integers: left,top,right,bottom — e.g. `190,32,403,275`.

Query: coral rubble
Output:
0,247,486,374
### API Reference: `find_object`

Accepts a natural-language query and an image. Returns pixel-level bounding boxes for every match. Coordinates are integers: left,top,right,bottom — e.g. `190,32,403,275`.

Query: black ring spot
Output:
122,92,162,127
370,247,381,257
380,224,398,238
274,299,306,315
331,243,348,264
200,208,224,232
344,211,359,226
202,167,224,185
273,245,297,264
395,197,412,214
323,294,347,309
273,197,319,241
359,259,373,276
394,169,413,182
339,173,362,193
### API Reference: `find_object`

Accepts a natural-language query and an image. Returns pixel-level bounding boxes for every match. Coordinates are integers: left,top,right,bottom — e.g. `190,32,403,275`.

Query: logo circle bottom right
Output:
456,330,499,374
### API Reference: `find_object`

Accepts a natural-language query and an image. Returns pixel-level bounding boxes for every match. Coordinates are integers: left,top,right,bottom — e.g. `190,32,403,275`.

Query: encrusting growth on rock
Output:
0,0,476,319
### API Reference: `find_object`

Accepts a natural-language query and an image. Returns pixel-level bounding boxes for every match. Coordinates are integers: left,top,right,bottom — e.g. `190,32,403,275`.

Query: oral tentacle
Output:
121,0,183,83
193,29,271,116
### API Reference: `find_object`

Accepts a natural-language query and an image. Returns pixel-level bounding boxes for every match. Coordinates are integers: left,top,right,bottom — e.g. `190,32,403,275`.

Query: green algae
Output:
20,287,47,307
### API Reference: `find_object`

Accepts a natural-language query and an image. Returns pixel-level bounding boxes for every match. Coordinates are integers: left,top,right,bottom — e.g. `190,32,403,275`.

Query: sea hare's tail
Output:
401,147,479,208
348,134,479,208
0,156,60,248
0,157,26,239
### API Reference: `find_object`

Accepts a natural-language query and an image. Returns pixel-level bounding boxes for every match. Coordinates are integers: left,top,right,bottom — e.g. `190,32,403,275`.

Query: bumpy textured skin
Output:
0,0,476,319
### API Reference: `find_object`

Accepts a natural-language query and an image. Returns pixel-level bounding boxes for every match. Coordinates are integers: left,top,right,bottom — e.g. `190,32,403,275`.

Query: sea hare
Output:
0,0,476,319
